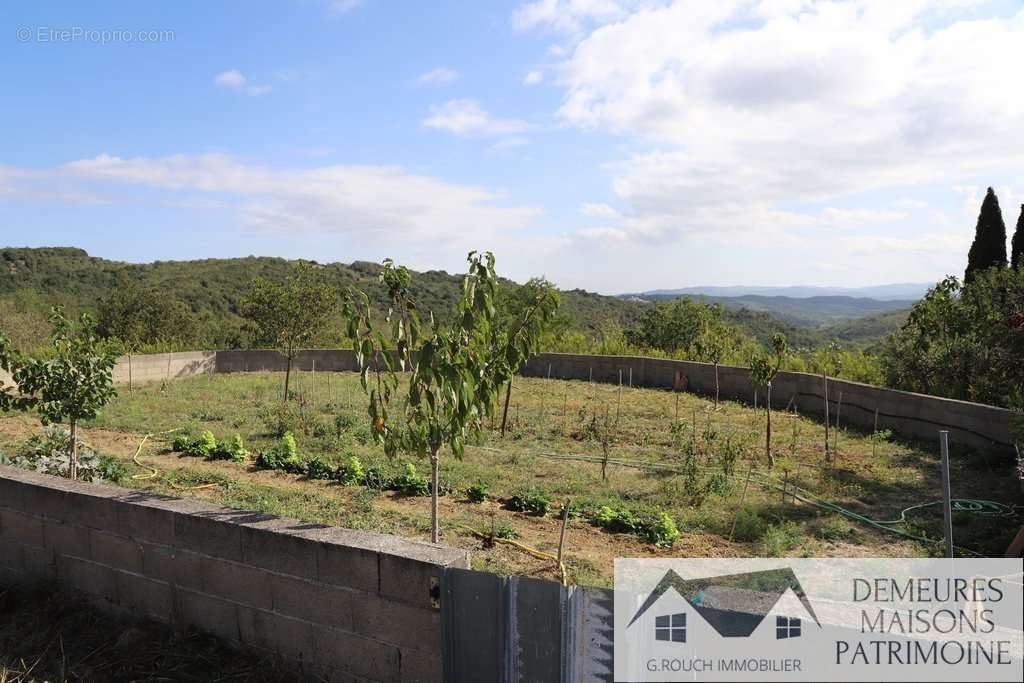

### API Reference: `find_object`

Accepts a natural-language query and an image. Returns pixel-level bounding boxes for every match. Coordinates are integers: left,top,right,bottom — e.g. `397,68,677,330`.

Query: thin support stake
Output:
729,457,756,542
939,431,954,558
557,500,572,570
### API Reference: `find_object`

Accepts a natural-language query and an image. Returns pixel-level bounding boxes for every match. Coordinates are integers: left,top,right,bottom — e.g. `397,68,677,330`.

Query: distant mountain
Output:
623,292,913,328
626,283,931,301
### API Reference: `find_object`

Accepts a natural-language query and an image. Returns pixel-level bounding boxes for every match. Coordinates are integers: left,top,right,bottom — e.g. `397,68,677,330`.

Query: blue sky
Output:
2,0,1023,293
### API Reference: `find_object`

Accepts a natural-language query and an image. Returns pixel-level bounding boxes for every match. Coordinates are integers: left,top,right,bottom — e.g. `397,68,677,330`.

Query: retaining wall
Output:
0,464,469,682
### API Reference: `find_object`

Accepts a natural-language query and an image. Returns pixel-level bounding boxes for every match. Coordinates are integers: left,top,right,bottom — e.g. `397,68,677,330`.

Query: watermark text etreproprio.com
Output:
16,26,175,44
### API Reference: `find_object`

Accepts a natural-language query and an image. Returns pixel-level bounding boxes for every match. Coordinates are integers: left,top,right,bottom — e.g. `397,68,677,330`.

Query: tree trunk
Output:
500,379,513,437
430,447,440,543
283,353,293,403
69,419,78,481
765,382,774,469
714,363,720,406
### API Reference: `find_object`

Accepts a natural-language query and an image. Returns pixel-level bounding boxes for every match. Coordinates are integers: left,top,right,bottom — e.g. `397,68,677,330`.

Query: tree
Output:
242,264,337,402
492,278,561,436
343,252,554,542
1012,204,1024,271
748,332,787,469
97,274,196,391
693,316,734,406
625,298,726,353
881,269,1024,408
965,187,1008,284
2,308,118,480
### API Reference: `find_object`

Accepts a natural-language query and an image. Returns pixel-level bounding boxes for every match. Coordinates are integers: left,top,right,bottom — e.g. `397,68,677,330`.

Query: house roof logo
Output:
628,567,821,638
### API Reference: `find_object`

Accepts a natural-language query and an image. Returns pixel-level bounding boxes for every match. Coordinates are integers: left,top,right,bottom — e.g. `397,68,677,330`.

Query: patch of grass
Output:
761,521,801,557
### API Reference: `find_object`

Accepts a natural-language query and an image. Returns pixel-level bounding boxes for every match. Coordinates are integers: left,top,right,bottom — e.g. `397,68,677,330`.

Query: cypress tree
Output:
1012,204,1024,270
964,187,1008,284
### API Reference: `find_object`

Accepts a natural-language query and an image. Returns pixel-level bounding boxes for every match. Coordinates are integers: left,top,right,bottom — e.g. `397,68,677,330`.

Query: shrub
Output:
593,505,637,534
15,427,108,482
255,431,302,473
493,519,519,540
363,466,393,490
506,489,550,516
337,454,365,486
210,434,248,462
395,463,430,497
305,456,334,480
97,455,128,483
172,434,195,453
260,402,305,437
761,521,801,557
645,513,680,548
730,507,767,542
466,481,489,503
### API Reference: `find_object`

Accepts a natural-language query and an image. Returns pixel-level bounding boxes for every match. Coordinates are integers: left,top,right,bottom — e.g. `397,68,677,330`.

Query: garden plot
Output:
1,370,1018,586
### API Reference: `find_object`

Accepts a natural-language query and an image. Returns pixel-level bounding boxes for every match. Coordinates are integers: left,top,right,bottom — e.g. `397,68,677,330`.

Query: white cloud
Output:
1,154,537,251
513,0,631,34
215,70,272,96
422,99,529,136
524,70,544,85
214,70,247,89
326,0,363,15
580,202,620,218
515,0,1024,253
490,136,531,151
417,67,459,86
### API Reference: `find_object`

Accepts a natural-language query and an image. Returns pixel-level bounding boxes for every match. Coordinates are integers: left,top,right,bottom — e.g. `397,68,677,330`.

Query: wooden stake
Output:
562,388,568,434
729,457,756,542
557,499,572,571
628,367,632,388
675,391,680,420
872,407,879,459
833,390,843,455
822,371,831,463
615,370,622,427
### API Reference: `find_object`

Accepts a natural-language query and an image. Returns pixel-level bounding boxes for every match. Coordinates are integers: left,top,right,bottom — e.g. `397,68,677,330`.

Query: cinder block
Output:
173,509,244,562
0,510,44,547
350,592,441,653
312,625,401,683
21,544,54,579
43,519,91,560
237,606,315,662
400,651,443,683
0,473,26,511
239,517,319,577
201,556,272,609
176,588,240,644
271,573,354,631
117,570,173,622
140,542,203,590
0,542,23,572
379,554,450,610
315,537,379,593
90,530,142,572
58,555,118,603
115,493,177,545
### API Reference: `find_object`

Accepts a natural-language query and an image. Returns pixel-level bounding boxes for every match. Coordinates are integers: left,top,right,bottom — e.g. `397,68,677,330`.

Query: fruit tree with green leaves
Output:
342,252,555,542
748,332,787,469
242,263,337,402
0,308,118,480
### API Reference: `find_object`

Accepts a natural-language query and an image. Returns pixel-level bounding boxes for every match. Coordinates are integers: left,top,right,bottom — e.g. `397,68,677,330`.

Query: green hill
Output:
0,247,641,349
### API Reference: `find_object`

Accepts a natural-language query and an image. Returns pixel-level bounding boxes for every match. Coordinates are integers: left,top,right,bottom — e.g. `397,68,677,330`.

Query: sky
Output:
1,0,1023,294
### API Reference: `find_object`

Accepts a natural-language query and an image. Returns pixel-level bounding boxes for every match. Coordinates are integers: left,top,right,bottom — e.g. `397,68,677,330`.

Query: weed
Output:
395,463,430,497
761,521,801,557
730,507,767,542
466,481,489,503
305,456,334,480
506,488,550,516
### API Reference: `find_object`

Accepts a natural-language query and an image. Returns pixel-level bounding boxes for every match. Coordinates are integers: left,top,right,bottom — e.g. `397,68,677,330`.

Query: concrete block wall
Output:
0,464,469,682
111,351,217,385
521,353,1016,452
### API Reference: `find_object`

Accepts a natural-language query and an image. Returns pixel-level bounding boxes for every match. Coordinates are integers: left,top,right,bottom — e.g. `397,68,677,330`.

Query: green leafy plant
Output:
394,463,430,497
466,481,489,503
645,512,680,548
362,466,393,490
196,430,217,457
730,507,767,542
13,426,113,482
761,521,801,557
343,251,556,542
0,307,118,479
748,332,787,468
305,456,334,480
254,431,302,473
337,454,365,486
506,489,550,516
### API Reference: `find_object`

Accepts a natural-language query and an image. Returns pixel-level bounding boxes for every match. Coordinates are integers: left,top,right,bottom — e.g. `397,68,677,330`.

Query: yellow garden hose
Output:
452,521,569,586
129,429,220,491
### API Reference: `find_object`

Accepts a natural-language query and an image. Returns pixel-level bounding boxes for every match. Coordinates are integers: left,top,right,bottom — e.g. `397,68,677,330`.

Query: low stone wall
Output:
521,353,1016,451
112,351,217,385
0,465,468,682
